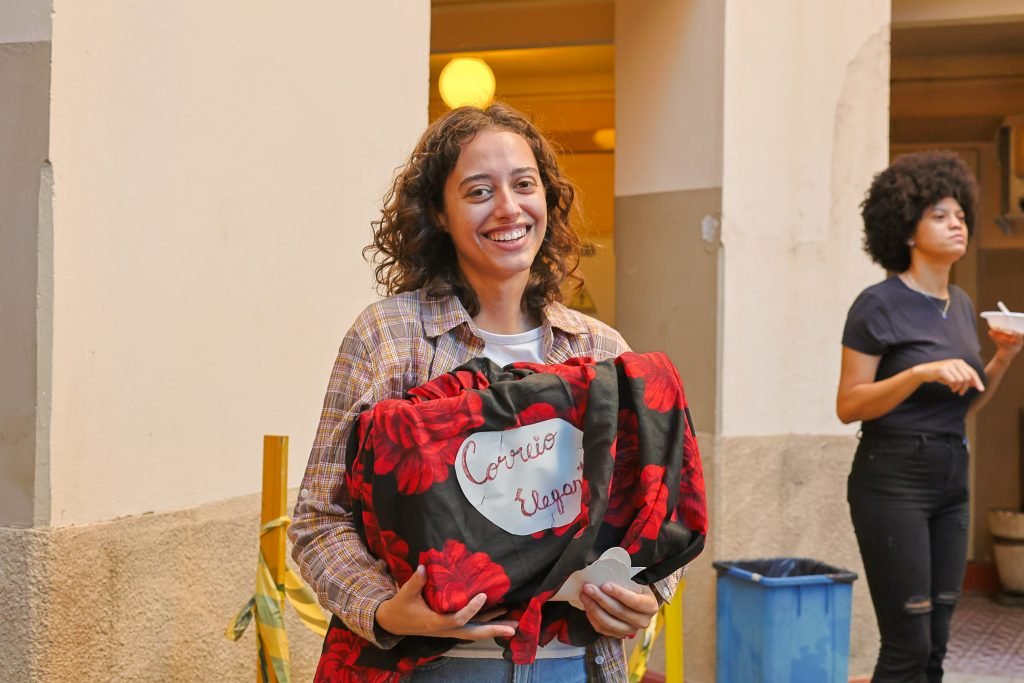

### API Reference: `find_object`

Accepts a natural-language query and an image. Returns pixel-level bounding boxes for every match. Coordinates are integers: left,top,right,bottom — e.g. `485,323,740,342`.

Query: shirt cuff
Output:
651,567,683,604
346,585,402,649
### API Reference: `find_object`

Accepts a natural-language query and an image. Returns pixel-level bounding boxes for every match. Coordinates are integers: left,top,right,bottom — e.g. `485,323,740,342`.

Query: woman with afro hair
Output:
837,151,1022,682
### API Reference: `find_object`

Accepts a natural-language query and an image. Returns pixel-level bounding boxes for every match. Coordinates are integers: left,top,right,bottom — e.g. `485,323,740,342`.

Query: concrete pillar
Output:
616,1,890,679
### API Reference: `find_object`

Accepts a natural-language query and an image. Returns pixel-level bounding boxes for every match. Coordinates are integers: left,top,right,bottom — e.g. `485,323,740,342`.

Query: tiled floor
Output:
943,594,1024,682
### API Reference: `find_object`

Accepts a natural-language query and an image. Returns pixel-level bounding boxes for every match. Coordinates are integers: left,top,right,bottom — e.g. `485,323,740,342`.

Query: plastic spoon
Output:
998,301,1011,314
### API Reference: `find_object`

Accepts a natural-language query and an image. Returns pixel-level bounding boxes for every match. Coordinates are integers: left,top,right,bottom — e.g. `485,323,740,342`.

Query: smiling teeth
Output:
488,227,528,242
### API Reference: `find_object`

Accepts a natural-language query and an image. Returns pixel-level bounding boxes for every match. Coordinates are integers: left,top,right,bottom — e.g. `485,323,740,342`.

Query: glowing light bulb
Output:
439,57,496,110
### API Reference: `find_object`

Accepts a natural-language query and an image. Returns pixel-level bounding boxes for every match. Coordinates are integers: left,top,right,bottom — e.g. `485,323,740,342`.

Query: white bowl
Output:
980,311,1024,334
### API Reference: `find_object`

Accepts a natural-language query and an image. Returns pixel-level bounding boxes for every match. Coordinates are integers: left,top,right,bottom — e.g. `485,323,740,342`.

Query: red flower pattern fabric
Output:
509,597,545,663
605,410,641,528
678,426,708,535
371,392,484,494
420,539,511,612
315,627,399,683
622,464,671,553
324,352,707,679
622,352,686,413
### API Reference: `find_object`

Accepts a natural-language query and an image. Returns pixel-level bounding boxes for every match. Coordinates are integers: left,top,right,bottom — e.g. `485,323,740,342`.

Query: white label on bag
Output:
455,418,584,536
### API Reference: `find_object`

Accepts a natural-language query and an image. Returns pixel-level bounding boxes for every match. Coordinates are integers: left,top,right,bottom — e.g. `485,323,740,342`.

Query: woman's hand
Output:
374,565,517,641
989,328,1023,362
912,358,985,395
579,583,659,639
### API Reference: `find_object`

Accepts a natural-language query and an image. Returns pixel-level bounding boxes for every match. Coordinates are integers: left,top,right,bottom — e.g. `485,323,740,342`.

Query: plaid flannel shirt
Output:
290,289,682,682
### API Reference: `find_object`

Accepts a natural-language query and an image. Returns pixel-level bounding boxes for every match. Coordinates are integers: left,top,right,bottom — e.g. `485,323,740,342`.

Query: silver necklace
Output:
902,273,951,319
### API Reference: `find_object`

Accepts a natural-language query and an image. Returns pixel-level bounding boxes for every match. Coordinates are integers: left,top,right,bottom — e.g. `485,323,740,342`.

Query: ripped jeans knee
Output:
901,590,959,616
902,596,932,615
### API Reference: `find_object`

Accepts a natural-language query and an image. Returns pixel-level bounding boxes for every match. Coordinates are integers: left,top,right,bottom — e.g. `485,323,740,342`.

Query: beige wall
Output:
616,0,724,196
44,0,429,526
720,0,889,436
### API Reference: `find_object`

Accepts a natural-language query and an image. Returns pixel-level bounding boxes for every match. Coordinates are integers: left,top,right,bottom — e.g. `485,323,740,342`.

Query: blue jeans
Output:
848,431,969,683
408,656,586,683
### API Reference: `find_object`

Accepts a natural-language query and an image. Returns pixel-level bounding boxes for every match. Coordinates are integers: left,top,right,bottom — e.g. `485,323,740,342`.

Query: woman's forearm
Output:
837,365,925,424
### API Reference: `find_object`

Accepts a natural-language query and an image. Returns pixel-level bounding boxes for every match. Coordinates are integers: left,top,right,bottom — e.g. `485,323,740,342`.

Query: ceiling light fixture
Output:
439,57,496,110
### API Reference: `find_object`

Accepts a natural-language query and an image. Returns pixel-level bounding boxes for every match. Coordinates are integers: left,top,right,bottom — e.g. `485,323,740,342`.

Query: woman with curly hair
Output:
290,103,675,682
837,151,1022,682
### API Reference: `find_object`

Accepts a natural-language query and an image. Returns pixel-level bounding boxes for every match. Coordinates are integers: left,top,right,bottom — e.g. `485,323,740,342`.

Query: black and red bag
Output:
315,352,706,682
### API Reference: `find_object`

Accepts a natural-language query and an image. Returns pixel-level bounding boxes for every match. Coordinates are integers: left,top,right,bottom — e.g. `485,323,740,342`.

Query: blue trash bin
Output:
714,558,857,683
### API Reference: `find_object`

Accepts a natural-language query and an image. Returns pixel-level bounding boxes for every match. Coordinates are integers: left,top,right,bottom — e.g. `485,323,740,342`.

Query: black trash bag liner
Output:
713,558,857,583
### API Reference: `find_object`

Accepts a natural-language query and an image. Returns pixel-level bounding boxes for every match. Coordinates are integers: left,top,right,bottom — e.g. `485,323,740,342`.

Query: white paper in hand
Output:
552,547,647,610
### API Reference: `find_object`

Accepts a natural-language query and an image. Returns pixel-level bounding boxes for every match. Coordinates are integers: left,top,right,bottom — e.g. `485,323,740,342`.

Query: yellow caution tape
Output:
226,516,329,683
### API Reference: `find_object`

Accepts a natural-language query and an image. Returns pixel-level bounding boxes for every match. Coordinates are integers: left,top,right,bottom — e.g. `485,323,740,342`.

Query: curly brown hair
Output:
861,150,978,272
364,103,582,317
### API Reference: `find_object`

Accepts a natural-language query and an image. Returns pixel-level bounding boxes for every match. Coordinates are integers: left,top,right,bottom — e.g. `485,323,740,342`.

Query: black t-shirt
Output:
842,276,985,436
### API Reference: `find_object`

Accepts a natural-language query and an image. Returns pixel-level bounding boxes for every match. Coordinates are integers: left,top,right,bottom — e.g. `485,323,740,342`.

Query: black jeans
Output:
847,431,969,683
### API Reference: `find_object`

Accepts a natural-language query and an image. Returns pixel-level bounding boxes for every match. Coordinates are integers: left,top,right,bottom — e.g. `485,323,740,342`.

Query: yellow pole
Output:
665,577,685,682
259,435,289,683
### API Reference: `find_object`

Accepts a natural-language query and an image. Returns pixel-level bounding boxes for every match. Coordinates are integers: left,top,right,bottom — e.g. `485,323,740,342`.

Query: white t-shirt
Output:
447,325,585,660
477,326,545,366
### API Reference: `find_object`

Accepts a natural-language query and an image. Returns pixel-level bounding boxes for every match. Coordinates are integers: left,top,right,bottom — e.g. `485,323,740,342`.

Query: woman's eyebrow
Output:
457,167,539,188
457,172,492,188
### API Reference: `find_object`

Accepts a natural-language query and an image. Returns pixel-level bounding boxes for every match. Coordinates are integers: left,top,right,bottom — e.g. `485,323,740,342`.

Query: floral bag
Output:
314,352,707,682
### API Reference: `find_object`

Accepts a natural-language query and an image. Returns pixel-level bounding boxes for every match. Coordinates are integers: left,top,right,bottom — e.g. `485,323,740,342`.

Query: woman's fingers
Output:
933,359,984,394
989,329,1024,353
961,362,984,392
579,583,658,638
586,583,657,621
438,601,516,640
579,591,636,638
441,619,518,641
432,593,516,640
448,593,488,626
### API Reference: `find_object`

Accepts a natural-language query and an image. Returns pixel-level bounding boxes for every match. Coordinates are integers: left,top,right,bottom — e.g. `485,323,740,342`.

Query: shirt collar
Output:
420,290,473,338
541,300,589,335
419,290,589,338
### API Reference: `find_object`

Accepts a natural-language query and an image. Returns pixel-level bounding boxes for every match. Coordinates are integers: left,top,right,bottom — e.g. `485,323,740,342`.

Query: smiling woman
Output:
365,104,582,327
289,103,681,683
438,129,549,315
